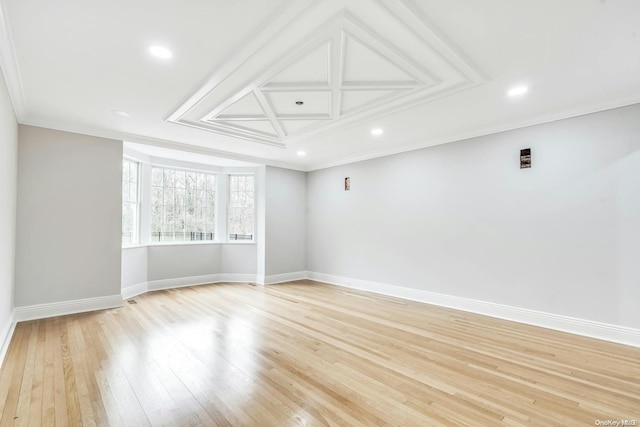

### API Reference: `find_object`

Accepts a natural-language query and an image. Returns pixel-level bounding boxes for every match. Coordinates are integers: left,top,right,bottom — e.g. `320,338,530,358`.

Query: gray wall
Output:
147,244,221,281
307,104,640,329
121,246,147,289
123,243,257,287
16,125,122,306
0,67,17,334
265,166,307,276
221,244,257,274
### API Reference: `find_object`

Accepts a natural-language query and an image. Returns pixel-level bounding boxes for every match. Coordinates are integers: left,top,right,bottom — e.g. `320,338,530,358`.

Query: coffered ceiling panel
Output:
4,0,639,170
279,120,323,136
269,43,331,85
265,91,332,117
341,90,406,115
215,92,267,119
341,35,417,84
167,0,486,148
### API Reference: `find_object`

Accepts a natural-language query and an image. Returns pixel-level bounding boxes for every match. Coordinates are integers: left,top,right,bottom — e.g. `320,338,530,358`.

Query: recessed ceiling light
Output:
148,45,172,59
112,110,131,117
371,128,384,136
508,85,528,97
297,151,306,156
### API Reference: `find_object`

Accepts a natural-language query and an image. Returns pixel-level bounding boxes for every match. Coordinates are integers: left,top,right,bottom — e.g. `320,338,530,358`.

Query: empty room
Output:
1,0,639,425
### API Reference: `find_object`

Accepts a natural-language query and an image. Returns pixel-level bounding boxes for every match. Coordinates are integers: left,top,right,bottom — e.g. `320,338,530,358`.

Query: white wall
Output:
265,166,307,276
0,66,18,352
121,247,147,289
147,244,222,281
124,243,255,289
221,244,257,274
307,104,640,330
15,125,122,306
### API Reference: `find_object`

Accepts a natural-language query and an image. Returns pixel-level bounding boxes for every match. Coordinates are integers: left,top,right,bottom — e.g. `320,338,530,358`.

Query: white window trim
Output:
149,165,217,244
122,157,141,247
123,151,259,247
227,173,256,243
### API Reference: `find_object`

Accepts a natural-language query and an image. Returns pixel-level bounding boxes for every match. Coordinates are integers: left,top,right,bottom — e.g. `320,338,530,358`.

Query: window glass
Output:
151,166,216,242
228,175,254,241
122,159,139,246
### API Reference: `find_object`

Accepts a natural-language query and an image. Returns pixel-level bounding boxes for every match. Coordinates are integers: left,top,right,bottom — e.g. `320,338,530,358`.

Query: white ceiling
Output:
1,0,639,171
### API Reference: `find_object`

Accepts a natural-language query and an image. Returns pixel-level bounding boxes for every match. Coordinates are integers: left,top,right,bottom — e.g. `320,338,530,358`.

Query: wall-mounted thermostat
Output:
520,148,531,169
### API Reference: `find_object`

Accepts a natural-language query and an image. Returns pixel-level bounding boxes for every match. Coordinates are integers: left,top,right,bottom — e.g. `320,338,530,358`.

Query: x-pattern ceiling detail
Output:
167,2,486,148
204,29,431,142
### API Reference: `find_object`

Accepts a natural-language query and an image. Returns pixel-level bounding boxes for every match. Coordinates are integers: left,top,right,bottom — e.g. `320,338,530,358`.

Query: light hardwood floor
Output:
0,281,639,426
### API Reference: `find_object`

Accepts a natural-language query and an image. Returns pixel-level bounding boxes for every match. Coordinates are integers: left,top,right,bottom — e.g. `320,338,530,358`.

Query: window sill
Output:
122,244,145,250
122,241,256,250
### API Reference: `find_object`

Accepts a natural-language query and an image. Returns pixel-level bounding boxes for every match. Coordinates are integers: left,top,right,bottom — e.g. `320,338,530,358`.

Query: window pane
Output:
164,169,175,187
175,170,186,188
228,175,254,240
187,172,196,190
150,166,216,242
122,160,140,246
164,186,174,206
129,183,137,203
152,167,163,186
130,162,138,183
123,161,130,182
152,187,162,204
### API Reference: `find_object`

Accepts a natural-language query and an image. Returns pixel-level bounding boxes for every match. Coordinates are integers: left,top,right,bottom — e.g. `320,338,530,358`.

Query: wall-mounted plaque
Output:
520,148,531,169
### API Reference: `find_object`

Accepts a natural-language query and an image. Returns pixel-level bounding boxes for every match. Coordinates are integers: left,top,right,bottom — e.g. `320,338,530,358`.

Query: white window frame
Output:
149,165,217,244
121,148,259,247
122,158,141,247
227,173,256,242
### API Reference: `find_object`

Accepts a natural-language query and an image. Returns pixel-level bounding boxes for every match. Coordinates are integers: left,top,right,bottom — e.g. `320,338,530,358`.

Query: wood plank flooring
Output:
0,280,639,426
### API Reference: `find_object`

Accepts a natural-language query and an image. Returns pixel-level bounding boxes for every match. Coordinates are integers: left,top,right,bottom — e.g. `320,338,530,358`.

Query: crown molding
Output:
306,97,640,171
18,117,307,171
0,0,25,120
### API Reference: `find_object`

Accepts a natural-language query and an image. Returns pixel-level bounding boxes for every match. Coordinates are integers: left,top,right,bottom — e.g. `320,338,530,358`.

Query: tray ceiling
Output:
3,0,640,170
167,1,485,148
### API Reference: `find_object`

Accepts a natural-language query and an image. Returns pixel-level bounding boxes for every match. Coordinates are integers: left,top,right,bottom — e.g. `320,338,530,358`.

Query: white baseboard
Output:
306,271,640,348
14,295,123,323
146,273,257,293
0,310,16,369
122,282,149,300
147,274,221,292
219,273,257,283
264,271,308,285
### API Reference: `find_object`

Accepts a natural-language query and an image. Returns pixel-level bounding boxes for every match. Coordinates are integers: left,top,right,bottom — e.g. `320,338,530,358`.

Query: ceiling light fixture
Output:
112,110,131,117
295,101,304,105
297,151,306,156
508,85,528,97
371,128,384,136
148,45,173,59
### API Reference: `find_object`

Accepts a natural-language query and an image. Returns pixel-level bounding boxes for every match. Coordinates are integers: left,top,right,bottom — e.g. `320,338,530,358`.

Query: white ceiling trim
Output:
0,0,25,120
307,97,640,172
164,0,319,123
167,0,487,148
17,116,302,170
378,0,489,83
